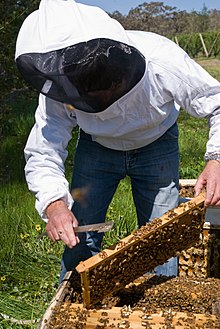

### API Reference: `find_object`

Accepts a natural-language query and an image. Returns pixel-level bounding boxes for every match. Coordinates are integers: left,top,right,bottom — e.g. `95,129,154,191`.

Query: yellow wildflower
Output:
20,233,30,239
35,224,41,232
1,276,6,281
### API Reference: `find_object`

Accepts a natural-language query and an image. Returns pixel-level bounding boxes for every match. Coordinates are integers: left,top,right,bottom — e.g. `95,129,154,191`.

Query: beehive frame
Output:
47,303,219,328
38,273,220,328
76,194,205,308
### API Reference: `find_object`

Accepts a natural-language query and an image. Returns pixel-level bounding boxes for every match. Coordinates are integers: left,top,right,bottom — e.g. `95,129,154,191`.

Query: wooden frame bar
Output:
76,194,205,308
48,303,218,328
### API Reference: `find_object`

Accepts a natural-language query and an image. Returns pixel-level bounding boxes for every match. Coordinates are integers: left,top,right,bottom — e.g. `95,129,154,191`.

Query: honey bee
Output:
71,186,89,205
116,241,126,249
99,251,108,259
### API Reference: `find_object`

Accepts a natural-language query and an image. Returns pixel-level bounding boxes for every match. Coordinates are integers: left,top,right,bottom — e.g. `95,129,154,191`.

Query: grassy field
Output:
0,58,220,328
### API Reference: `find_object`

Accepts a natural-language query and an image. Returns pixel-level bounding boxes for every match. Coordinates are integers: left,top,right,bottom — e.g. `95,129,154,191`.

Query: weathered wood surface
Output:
179,179,197,186
76,194,205,308
37,271,72,329
46,303,219,328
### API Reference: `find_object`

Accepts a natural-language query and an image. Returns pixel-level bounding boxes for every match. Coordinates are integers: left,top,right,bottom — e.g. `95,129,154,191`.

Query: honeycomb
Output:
45,275,220,329
76,194,205,308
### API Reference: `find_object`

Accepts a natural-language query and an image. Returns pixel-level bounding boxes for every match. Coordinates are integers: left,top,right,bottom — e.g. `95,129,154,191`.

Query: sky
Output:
77,0,220,15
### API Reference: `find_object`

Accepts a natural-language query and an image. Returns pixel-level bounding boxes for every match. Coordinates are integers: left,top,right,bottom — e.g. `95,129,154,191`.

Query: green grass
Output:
0,184,63,328
196,58,220,81
178,110,208,178
0,59,219,328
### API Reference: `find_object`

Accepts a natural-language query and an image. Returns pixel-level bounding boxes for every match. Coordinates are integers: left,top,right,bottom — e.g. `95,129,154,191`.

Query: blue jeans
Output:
60,123,179,282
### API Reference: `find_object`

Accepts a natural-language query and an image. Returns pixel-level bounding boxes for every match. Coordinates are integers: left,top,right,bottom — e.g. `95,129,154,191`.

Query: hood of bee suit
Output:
15,0,145,113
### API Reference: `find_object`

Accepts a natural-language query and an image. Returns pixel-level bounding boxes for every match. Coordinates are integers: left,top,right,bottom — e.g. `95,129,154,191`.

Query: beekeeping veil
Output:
15,0,145,113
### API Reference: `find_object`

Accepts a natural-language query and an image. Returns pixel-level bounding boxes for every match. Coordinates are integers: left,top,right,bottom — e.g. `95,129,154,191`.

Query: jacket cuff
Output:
204,152,220,163
36,191,74,222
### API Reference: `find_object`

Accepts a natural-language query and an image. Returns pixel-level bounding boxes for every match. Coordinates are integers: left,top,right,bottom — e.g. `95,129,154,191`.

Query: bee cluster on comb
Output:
76,194,205,308
44,275,220,329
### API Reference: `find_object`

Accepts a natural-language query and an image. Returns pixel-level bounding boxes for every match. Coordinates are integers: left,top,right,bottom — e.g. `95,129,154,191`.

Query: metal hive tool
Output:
76,193,205,308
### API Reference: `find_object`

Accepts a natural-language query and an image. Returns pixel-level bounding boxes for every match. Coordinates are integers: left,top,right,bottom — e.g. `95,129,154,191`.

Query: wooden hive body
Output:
179,179,220,279
38,180,220,328
38,271,220,328
46,303,219,328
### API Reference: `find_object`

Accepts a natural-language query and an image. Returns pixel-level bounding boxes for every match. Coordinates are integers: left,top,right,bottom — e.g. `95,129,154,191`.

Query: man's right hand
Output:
45,199,80,248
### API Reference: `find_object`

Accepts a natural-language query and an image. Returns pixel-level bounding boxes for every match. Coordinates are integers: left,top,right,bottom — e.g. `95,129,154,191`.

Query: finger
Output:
47,229,60,242
63,214,80,247
205,193,214,207
207,188,220,206
57,222,79,248
205,181,216,207
212,184,220,205
194,177,206,196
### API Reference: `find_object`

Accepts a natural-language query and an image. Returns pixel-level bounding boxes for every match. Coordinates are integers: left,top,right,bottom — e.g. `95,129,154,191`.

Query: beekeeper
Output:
15,0,220,282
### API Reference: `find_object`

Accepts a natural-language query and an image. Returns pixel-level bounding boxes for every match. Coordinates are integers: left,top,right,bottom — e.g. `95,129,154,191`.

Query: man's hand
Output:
195,160,220,207
45,199,80,248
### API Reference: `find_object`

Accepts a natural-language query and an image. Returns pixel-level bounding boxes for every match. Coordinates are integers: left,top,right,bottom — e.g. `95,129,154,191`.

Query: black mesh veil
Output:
16,38,145,113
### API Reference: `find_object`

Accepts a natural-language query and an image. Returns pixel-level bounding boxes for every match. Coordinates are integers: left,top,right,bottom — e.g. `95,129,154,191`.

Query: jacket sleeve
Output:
149,44,220,161
24,94,77,221
173,59,220,161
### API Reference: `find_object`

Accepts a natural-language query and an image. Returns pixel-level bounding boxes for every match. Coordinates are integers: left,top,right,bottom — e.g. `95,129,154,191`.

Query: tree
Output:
111,2,220,36
208,9,220,31
127,2,176,32
111,2,193,36
0,0,39,138
0,0,39,98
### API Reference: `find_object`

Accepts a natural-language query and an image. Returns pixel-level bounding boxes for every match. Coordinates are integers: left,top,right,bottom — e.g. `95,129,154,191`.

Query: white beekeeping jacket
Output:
15,0,220,219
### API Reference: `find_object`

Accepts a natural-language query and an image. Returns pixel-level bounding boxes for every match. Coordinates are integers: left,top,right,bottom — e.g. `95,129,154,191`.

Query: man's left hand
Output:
194,160,220,207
